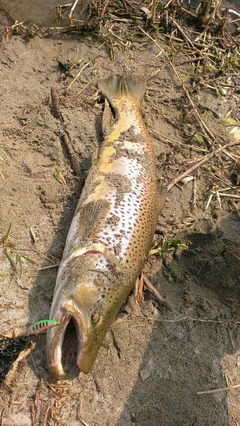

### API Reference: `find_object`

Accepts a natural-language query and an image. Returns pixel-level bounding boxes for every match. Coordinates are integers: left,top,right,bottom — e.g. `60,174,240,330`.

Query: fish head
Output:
46,253,124,378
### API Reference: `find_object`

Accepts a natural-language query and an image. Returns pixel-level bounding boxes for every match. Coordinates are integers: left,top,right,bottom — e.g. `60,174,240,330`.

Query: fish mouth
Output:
47,302,87,379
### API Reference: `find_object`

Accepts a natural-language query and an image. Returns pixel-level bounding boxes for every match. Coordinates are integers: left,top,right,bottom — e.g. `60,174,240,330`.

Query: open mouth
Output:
64,303,85,368
47,304,84,379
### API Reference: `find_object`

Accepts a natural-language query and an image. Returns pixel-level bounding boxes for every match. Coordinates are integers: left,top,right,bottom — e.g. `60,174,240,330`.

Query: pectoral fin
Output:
78,199,110,242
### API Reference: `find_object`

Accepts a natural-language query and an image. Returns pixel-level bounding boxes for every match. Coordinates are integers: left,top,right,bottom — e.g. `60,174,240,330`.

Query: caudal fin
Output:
98,75,146,107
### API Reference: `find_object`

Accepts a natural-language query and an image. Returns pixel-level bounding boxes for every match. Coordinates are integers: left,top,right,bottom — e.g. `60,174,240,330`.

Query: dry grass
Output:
4,1,239,110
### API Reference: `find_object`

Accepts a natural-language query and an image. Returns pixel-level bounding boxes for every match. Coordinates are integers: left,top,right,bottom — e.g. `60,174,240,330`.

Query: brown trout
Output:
46,75,164,378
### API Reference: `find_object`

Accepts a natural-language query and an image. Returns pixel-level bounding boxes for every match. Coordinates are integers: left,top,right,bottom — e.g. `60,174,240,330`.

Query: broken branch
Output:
50,86,81,176
167,139,240,192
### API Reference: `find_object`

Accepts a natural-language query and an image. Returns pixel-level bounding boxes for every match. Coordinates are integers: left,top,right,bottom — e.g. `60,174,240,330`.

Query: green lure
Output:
27,319,58,336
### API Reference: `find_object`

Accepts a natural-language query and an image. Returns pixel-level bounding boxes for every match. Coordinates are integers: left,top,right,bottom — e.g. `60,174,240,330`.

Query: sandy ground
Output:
0,15,240,426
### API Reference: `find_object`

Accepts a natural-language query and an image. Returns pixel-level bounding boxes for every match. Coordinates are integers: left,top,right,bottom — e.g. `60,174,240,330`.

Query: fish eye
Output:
91,313,101,324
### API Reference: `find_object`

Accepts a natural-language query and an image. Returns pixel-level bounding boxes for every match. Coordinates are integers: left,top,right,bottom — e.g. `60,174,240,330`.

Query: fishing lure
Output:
26,319,59,336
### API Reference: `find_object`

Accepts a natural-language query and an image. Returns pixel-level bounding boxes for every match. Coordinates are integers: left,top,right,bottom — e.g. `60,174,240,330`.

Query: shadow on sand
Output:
116,212,240,426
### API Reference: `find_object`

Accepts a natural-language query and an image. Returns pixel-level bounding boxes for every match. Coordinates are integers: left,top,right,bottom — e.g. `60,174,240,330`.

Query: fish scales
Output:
46,75,164,378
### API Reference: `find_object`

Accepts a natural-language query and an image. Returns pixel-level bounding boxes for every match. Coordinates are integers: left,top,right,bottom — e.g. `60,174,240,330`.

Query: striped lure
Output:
27,319,58,336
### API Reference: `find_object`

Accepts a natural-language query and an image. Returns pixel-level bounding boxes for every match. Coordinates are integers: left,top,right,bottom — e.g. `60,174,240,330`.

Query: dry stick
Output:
151,0,157,24
50,87,63,123
218,193,240,199
172,18,196,48
68,0,79,23
143,274,173,312
155,316,231,324
38,264,59,271
134,273,144,305
170,62,216,143
79,419,90,426
140,27,214,148
197,383,240,395
77,392,84,421
232,201,240,219
66,61,90,92
150,127,207,153
50,86,81,176
192,176,197,211
138,27,165,66
133,277,140,302
62,132,81,176
101,0,111,18
167,139,240,192
76,76,95,97
177,56,208,65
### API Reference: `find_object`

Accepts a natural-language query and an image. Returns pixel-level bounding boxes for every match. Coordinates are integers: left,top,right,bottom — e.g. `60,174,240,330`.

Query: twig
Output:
31,248,58,265
29,226,36,244
197,383,240,395
50,87,64,124
192,176,197,211
79,419,90,426
216,190,222,209
222,149,238,161
150,127,207,153
101,0,111,19
134,273,144,305
62,132,81,176
205,192,216,210
138,27,165,63
38,264,59,271
170,62,216,143
151,0,157,24
77,392,84,421
167,139,240,191
177,56,208,65
0,155,4,181
172,18,196,48
76,77,95,97
68,0,79,24
50,86,81,176
66,61,90,91
226,248,240,262
218,193,240,199
232,201,240,219
155,316,232,324
143,274,173,311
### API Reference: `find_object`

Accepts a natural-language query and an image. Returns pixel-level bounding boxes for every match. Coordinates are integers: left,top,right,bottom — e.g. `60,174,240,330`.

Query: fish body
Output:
46,75,163,378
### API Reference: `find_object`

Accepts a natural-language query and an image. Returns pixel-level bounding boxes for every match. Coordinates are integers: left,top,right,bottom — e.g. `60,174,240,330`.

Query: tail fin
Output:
98,75,146,107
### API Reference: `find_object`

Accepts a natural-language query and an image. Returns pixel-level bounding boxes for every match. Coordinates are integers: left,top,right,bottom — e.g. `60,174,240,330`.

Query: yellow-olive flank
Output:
46,75,165,378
